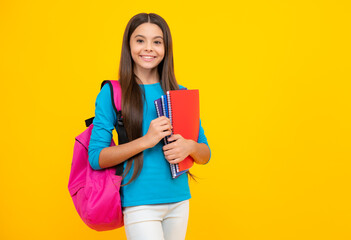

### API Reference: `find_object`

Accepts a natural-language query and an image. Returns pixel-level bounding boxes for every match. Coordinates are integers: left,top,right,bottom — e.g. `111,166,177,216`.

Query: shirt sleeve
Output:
88,83,117,170
197,118,211,164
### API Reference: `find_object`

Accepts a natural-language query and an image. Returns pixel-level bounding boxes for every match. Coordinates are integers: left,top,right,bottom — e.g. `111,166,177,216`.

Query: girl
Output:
88,13,211,240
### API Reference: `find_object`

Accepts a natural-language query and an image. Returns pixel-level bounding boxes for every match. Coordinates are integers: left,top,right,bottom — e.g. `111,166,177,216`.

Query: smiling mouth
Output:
140,55,156,58
140,55,156,61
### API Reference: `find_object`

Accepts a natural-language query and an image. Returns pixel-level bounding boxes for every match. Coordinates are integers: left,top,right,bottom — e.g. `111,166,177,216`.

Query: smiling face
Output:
129,23,165,74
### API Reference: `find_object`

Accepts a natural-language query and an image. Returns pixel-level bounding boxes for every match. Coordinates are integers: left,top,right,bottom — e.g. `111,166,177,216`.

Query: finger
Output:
167,135,175,141
165,154,177,161
174,134,182,139
163,146,175,155
164,138,176,150
163,143,170,151
168,134,181,141
158,119,172,128
161,116,171,125
166,137,176,144
158,116,170,123
169,158,182,164
159,125,172,133
162,130,172,138
152,117,166,125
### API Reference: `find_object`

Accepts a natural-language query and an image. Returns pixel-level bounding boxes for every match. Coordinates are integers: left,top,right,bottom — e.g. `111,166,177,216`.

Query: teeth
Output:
141,56,154,59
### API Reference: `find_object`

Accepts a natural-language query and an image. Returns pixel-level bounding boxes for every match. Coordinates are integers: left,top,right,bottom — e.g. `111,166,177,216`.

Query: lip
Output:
140,55,156,62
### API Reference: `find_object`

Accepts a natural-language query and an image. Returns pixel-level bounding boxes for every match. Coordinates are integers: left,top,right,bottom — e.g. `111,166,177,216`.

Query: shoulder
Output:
100,82,112,94
95,82,113,106
94,82,117,121
177,83,187,90
98,82,112,98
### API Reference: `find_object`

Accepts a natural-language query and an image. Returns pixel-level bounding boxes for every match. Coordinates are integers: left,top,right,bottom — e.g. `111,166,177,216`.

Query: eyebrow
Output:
135,34,163,39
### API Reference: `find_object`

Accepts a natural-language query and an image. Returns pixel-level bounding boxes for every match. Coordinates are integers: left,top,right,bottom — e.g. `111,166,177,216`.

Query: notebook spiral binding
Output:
155,100,168,146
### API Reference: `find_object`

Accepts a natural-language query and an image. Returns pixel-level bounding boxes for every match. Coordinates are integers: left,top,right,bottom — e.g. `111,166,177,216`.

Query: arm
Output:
89,84,149,169
188,141,210,165
163,135,210,165
163,119,211,165
99,117,173,168
98,136,149,168
88,84,172,169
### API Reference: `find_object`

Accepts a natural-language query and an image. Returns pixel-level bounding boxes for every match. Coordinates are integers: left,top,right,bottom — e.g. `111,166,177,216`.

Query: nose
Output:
145,41,153,51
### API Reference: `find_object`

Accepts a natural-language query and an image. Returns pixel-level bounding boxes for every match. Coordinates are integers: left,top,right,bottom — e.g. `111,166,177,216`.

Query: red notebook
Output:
167,89,199,172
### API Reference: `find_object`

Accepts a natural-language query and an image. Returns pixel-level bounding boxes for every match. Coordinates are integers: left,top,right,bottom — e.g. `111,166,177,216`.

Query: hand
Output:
143,116,172,149
162,134,194,164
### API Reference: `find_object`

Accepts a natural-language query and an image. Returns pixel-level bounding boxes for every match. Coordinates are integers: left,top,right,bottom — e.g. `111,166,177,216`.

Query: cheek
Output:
130,43,141,55
130,48,137,57
130,49,142,62
157,47,165,59
130,52,138,63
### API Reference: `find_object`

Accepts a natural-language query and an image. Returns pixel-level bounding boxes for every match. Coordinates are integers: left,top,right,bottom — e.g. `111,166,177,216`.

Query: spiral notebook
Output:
167,89,199,172
154,88,199,178
155,95,186,178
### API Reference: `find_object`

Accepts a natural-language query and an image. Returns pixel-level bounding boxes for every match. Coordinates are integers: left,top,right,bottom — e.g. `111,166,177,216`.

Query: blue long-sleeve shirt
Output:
88,81,211,207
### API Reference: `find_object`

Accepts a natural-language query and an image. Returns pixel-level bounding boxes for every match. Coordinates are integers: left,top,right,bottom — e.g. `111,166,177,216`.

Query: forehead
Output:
131,23,163,38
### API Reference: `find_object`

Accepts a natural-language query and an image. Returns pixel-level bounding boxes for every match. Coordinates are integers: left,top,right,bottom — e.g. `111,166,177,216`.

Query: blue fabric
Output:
88,82,211,207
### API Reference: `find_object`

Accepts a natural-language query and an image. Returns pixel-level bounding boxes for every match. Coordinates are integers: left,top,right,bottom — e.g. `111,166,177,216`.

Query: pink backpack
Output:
68,80,128,231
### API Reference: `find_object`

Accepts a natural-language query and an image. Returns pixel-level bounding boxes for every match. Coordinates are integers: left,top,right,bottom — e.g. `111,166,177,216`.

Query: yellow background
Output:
1,0,350,239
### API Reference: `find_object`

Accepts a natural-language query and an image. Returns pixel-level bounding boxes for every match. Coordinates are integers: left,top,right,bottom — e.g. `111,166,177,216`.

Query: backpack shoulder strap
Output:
100,80,126,175
85,80,121,127
101,80,122,113
101,80,125,133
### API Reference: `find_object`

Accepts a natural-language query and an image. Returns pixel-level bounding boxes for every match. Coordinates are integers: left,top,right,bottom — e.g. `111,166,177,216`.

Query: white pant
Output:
122,199,190,240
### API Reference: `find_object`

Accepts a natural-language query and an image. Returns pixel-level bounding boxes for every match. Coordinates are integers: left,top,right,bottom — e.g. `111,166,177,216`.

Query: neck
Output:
134,66,160,85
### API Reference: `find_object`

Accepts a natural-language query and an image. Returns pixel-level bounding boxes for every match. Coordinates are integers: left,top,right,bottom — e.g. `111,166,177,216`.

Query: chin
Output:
140,63,160,69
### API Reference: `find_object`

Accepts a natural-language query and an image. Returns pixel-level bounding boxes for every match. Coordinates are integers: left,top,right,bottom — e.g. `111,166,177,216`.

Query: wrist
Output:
188,139,196,156
140,135,150,150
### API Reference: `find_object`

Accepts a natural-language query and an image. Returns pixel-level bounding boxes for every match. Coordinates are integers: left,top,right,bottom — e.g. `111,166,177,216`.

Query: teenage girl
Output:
88,13,211,240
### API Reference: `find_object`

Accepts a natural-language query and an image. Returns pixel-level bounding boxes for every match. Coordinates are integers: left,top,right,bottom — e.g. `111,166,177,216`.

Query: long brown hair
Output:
119,13,197,186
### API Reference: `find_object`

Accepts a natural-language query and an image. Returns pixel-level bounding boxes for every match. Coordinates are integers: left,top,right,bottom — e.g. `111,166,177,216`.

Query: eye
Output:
155,41,162,44
136,39,143,43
